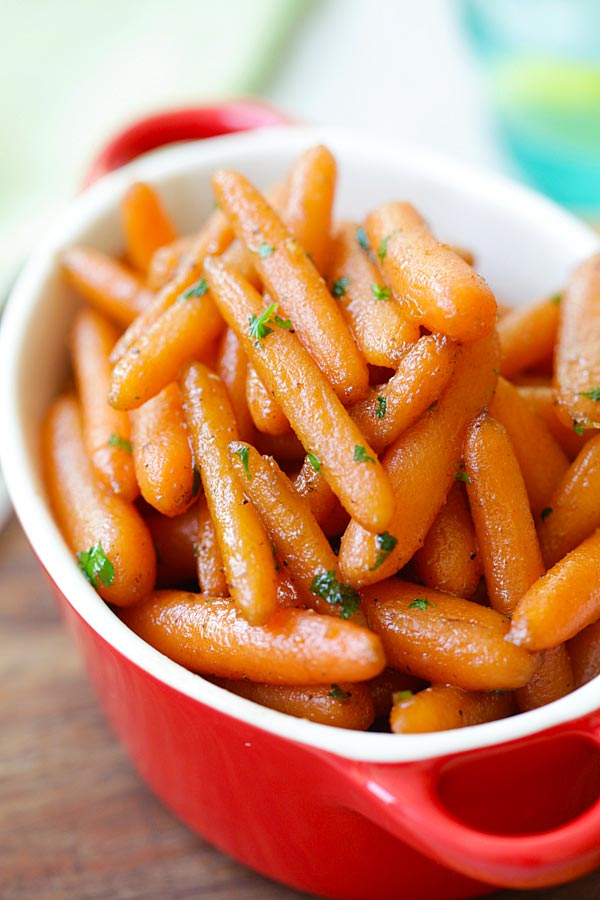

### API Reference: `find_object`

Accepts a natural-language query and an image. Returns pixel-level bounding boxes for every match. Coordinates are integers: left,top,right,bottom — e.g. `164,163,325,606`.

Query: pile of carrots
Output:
42,145,600,733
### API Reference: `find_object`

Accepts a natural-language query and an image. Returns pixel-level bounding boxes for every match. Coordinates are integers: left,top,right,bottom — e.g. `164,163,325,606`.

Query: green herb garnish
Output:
307,453,321,473
108,433,132,453
377,230,398,262
356,226,370,251
455,470,472,484
310,570,360,619
354,445,375,464
249,303,291,345
234,445,252,481
393,690,414,703
331,276,350,298
574,421,585,436
180,277,209,300
274,314,293,331
550,293,562,305
370,531,398,571
371,283,392,301
375,396,387,419
541,507,553,522
580,387,600,402
409,597,435,611
77,543,115,590
250,242,275,259
329,684,352,701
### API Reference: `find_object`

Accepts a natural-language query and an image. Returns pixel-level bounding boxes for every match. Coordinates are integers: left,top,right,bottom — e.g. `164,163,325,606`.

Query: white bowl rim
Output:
2,123,600,764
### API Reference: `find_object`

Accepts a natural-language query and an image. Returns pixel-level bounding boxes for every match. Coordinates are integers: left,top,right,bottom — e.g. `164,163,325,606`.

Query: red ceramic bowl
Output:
3,104,600,900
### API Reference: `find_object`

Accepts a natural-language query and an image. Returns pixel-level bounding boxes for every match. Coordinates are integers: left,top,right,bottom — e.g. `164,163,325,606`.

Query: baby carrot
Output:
412,482,481,598
147,235,195,290
145,505,198,587
216,327,254,443
339,330,499,586
362,580,538,691
220,679,375,730
555,253,600,430
538,433,600,567
518,385,593,460
120,591,385,684
515,645,574,712
498,296,560,378
390,685,516,734
62,247,151,329
180,362,278,624
245,365,291,436
369,669,427,720
348,334,458,453
568,619,600,687
195,495,228,596
464,413,544,616
294,457,349,536
229,442,357,619
121,182,178,274
490,378,570,519
43,395,155,606
508,529,600,650
366,202,497,342
327,221,419,366
70,307,138,501
204,256,394,533
109,281,224,410
281,145,336,275
254,430,306,463
129,382,196,517
212,169,369,404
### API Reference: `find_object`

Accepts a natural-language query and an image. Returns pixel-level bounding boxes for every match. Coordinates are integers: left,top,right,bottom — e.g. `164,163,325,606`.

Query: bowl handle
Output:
337,716,600,890
83,99,292,186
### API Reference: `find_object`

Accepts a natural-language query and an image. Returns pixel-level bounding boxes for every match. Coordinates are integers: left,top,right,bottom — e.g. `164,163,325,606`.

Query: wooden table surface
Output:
2,515,600,900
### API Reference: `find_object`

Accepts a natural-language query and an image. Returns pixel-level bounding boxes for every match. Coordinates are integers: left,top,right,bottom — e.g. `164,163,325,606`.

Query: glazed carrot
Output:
555,253,600,430
195,494,228,596
339,331,499,586
62,247,151,328
538,433,600,568
43,395,155,606
110,209,233,362
220,679,375,730
70,307,138,501
109,281,225,409
254,430,306,463
121,182,178,274
129,382,196,516
412,482,481,598
362,580,538,691
145,505,198,587
147,235,194,290
508,529,600,650
568,619,600,687
229,442,357,618
348,334,458,453
280,145,336,274
365,202,497,342
212,169,369,404
517,385,593,460
489,377,570,518
515,645,574,712
180,362,278,624
204,257,394,533
326,221,420,367
293,457,349,536
120,591,386,684
215,327,254,442
246,365,291,435
498,296,560,378
447,245,475,266
390,685,516,734
369,669,427,720
464,413,544,616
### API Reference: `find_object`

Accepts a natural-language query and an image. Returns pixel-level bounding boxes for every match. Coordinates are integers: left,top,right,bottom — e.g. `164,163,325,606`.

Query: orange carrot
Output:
464,413,544,616
339,331,499,586
412,482,481,598
254,430,306,463
62,247,151,329
518,385,593,460
369,669,427,720
216,327,254,443
568,619,600,687
366,202,497,342
327,221,419,366
42,395,155,606
147,235,195,290
212,169,369,404
498,296,560,378
145,505,198,587
130,382,196,516
195,494,228,596
245,365,291,435
515,645,574,712
120,590,386,684
362,580,538,691
70,307,138,501
390,685,516,734
281,145,336,274
180,362,278,624
121,182,178,274
204,256,394,533
294,457,349,536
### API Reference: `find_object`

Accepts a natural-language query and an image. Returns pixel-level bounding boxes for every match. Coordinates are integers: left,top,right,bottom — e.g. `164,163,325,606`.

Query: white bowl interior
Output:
2,125,599,762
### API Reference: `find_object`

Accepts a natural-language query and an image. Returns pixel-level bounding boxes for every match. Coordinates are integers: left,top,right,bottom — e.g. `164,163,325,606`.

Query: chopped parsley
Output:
393,690,413,703
77,543,115,590
329,684,352,701
108,433,132,453
377,235,390,262
331,276,350,298
573,421,585,436
580,387,600,402
180,278,209,300
455,470,472,484
192,542,199,558
354,445,375,464
250,242,275,259
550,293,562,305
541,506,553,522
356,226,370,251
234,445,252,481
191,464,202,497
371,283,392,301
274,314,293,331
307,452,321,473
249,303,291,345
370,531,398,571
310,570,360,619
409,597,435,611
375,396,387,419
